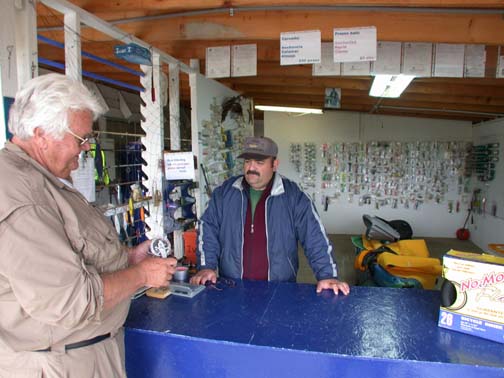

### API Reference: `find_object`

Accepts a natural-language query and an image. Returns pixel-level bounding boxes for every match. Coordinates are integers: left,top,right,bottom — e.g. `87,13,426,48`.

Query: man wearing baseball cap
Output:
191,136,350,296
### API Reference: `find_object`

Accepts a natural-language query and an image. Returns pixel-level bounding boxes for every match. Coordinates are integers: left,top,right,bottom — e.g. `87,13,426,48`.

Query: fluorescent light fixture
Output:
255,105,323,114
369,74,415,98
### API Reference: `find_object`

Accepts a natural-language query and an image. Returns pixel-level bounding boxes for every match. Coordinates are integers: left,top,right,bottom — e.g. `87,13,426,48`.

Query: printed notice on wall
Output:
313,42,341,76
71,156,95,203
464,44,486,78
231,44,257,77
333,26,376,63
206,46,230,78
341,61,370,76
280,30,321,66
498,56,504,78
371,41,401,75
164,151,195,180
402,42,433,77
433,43,464,78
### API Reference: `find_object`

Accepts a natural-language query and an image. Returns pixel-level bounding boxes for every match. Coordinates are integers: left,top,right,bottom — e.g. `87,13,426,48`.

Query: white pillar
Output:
168,62,184,259
1,1,19,97
190,59,200,73
169,63,180,150
140,53,165,239
189,60,202,220
64,11,82,81
14,0,38,88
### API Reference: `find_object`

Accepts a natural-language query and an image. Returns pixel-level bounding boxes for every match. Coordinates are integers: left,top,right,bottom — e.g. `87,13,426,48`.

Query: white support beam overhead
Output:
39,0,195,74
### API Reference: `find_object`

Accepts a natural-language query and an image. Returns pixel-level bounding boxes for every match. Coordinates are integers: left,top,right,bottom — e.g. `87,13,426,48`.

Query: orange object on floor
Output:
183,229,197,265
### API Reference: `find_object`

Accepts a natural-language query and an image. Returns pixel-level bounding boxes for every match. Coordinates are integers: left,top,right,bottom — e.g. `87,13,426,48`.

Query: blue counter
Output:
124,281,504,378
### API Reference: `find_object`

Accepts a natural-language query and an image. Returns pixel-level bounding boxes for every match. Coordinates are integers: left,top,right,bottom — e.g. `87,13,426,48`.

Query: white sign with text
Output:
333,26,377,63
164,151,195,180
402,42,433,77
231,44,257,77
280,30,321,66
206,46,231,78
372,41,401,75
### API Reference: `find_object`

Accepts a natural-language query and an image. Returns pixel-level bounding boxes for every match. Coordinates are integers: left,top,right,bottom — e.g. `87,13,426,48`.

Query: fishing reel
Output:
149,238,172,258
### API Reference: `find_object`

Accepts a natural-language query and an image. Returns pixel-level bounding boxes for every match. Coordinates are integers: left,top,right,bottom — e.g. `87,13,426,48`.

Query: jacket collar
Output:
4,141,68,189
232,172,285,197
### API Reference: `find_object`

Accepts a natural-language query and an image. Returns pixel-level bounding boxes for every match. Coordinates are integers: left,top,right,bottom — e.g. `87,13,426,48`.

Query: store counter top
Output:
124,280,504,378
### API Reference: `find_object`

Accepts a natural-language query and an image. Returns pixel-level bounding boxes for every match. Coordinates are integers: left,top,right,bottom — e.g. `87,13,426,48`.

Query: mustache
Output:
246,170,260,176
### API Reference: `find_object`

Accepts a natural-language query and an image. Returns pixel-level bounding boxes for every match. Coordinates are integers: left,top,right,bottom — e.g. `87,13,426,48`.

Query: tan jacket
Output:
0,142,130,377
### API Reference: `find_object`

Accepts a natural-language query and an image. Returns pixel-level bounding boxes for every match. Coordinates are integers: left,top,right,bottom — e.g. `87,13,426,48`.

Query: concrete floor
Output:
297,234,484,287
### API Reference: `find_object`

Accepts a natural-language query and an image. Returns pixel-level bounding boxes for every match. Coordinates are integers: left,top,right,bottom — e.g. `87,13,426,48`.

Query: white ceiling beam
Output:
39,0,195,74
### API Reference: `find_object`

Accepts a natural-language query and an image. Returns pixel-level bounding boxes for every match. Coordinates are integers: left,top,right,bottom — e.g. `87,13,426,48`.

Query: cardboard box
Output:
438,250,504,343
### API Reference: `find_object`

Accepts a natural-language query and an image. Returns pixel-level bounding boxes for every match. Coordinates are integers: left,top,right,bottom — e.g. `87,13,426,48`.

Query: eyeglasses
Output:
66,129,96,146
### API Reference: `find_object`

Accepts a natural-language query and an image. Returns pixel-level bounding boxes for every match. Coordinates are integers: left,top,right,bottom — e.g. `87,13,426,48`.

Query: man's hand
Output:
190,269,217,285
316,278,350,295
137,256,177,288
128,239,152,266
102,255,177,311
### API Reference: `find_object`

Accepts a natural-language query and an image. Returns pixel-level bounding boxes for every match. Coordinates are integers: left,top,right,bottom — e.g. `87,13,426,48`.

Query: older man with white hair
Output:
0,73,176,377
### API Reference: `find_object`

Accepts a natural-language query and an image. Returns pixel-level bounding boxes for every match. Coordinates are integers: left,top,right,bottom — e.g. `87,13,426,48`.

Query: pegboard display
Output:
199,96,254,190
291,141,473,211
163,180,196,234
468,143,500,182
303,143,317,189
289,143,302,174
290,142,317,190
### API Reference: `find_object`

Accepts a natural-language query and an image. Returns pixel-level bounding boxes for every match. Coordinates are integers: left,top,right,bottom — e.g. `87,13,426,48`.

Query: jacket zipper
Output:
247,207,254,277
265,196,270,281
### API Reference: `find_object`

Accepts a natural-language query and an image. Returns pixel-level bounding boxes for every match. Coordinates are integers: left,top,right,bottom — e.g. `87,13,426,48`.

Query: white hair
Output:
8,73,105,140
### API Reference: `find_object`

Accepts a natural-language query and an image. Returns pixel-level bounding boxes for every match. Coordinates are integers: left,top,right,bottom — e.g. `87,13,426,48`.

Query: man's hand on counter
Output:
190,269,217,285
316,279,350,296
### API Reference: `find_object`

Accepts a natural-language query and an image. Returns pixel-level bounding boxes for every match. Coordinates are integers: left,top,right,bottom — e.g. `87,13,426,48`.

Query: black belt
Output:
36,333,111,352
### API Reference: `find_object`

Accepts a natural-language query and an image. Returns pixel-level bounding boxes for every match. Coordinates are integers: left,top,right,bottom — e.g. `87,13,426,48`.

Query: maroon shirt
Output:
242,177,274,280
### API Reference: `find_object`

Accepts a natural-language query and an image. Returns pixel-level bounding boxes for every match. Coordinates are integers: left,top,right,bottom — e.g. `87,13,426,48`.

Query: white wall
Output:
191,73,239,213
470,118,504,252
265,110,474,237
192,73,237,127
